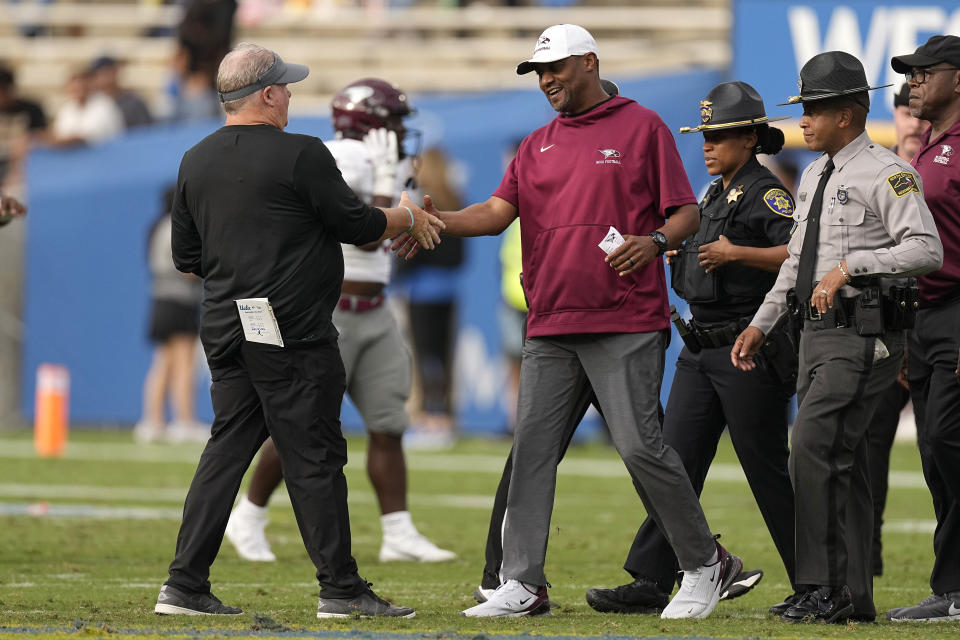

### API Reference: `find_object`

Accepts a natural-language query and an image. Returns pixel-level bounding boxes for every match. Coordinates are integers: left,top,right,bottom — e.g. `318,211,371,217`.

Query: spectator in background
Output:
498,218,524,433
0,191,26,226
166,44,224,123
868,82,927,577
135,186,208,444
0,65,47,194
88,56,154,129
164,0,235,123
397,147,464,450
51,68,124,147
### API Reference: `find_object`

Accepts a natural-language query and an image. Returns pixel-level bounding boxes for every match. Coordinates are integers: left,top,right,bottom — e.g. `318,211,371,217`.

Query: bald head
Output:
217,43,276,114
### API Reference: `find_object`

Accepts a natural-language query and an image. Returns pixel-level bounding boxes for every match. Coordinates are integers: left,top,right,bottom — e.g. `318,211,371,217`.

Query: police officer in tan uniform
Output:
732,51,943,624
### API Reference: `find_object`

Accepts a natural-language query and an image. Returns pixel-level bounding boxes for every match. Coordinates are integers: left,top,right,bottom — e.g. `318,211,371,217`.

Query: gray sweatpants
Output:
500,331,716,586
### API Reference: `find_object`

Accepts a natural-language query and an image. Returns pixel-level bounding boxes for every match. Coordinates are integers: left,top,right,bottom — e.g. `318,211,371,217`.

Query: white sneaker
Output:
165,420,210,444
133,420,164,444
379,531,457,563
402,429,456,451
224,501,276,562
661,541,742,619
461,579,548,617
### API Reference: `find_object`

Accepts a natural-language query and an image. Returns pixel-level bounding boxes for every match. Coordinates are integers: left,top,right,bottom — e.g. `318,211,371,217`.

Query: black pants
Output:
165,341,365,597
408,301,456,415
624,345,796,593
866,380,910,576
908,298,960,594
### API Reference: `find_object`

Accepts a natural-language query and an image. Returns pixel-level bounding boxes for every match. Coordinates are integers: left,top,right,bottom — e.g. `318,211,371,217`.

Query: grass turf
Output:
0,428,951,639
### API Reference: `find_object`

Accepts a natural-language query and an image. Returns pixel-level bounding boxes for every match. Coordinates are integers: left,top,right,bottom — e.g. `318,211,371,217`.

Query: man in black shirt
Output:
154,42,442,619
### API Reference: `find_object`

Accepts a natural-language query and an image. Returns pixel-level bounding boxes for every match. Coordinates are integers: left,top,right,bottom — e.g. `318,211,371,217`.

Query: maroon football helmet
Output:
331,78,414,142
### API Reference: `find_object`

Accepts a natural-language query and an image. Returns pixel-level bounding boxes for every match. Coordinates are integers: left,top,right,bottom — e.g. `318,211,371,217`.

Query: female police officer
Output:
586,81,798,614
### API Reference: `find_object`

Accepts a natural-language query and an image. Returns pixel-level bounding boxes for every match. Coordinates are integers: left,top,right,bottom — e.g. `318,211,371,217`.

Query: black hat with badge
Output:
679,81,788,133
779,50,891,106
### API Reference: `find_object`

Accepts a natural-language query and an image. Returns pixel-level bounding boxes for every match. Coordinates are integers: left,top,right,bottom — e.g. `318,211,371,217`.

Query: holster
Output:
785,288,803,353
759,316,799,388
854,284,884,336
670,305,702,354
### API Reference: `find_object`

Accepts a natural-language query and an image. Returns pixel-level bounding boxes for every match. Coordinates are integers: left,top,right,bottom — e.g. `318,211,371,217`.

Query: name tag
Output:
235,298,284,347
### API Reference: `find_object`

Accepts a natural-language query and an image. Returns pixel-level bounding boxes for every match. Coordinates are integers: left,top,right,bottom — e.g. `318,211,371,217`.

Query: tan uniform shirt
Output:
752,131,943,333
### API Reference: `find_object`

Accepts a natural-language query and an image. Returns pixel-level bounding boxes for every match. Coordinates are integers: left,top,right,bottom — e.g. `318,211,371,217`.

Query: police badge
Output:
836,186,848,204
699,100,713,124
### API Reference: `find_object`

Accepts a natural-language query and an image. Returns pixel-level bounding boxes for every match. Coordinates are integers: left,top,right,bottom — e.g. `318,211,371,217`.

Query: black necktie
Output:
796,158,835,305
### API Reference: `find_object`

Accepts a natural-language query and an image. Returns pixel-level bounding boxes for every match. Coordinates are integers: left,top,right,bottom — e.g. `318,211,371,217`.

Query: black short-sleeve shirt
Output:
171,124,387,364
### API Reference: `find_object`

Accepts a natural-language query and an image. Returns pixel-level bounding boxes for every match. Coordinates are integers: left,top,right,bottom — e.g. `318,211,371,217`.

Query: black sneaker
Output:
781,585,854,624
585,577,669,614
886,592,960,622
720,568,763,601
769,590,805,616
154,584,243,615
316,587,415,619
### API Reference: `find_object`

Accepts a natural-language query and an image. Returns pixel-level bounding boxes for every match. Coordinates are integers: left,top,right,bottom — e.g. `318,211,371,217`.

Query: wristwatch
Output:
648,231,668,256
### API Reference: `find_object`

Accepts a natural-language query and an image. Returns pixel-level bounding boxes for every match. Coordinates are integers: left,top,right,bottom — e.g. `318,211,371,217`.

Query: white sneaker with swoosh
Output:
461,579,548,617
661,541,743,619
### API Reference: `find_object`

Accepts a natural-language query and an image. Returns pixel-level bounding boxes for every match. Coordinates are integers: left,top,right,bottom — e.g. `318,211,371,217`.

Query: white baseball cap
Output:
516,24,599,75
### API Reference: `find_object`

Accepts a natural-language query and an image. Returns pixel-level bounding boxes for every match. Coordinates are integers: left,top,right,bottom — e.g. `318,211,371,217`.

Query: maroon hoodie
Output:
494,96,696,337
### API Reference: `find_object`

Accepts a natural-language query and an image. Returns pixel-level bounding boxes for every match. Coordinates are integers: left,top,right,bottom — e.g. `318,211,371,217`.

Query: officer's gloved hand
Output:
363,128,398,199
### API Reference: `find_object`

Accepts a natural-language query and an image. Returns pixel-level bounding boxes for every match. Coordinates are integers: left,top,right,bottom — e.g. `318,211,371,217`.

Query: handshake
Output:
363,128,445,258
389,191,445,260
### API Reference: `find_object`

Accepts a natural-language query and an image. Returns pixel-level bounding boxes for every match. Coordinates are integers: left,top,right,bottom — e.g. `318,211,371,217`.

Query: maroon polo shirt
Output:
493,96,696,338
912,118,960,306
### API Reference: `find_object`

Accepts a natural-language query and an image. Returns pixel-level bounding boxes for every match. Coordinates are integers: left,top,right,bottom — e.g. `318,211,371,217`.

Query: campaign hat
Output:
780,50,891,105
680,81,787,133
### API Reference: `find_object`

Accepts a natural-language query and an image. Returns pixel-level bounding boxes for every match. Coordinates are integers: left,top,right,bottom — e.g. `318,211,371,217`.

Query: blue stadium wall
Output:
22,70,723,432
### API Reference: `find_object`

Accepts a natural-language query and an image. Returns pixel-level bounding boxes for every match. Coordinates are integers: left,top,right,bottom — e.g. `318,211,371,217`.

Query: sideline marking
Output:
0,439,930,487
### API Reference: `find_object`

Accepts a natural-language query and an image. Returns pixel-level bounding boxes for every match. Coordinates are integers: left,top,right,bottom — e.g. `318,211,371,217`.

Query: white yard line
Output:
0,438,930,487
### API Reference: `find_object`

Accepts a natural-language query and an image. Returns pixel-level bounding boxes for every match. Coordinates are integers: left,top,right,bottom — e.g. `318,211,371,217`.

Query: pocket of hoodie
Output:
526,224,637,315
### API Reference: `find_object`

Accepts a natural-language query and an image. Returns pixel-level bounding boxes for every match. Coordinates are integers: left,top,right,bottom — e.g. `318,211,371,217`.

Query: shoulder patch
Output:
887,171,921,197
763,188,795,218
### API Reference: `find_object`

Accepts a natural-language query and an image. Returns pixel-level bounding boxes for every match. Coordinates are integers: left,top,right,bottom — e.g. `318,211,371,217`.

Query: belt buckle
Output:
808,303,821,321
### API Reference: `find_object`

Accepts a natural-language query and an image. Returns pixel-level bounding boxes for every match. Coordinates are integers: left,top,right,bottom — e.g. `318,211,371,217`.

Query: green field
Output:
0,428,951,639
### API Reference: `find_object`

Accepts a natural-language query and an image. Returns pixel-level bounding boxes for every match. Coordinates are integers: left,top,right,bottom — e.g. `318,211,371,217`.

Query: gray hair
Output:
217,43,276,113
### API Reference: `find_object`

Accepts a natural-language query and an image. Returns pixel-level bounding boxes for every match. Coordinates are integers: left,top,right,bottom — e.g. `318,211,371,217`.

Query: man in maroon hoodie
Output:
399,24,743,620
888,34,960,622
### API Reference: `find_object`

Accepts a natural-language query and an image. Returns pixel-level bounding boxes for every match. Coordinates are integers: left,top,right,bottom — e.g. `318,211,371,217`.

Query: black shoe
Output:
316,586,415,619
720,568,763,601
585,577,669,614
769,590,805,616
154,584,243,615
780,585,854,624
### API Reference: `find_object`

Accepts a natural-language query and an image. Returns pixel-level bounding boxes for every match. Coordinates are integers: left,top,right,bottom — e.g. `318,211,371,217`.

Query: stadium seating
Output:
0,0,728,115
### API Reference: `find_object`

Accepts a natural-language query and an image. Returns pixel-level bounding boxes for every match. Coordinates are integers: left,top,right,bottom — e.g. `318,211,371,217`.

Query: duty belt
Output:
803,295,858,330
692,317,753,348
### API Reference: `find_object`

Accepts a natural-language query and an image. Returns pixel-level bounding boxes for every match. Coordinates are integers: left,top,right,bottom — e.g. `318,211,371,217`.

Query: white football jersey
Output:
325,138,419,284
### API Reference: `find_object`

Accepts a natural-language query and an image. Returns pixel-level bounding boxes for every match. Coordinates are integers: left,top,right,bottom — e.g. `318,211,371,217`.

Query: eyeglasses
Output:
905,66,960,84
